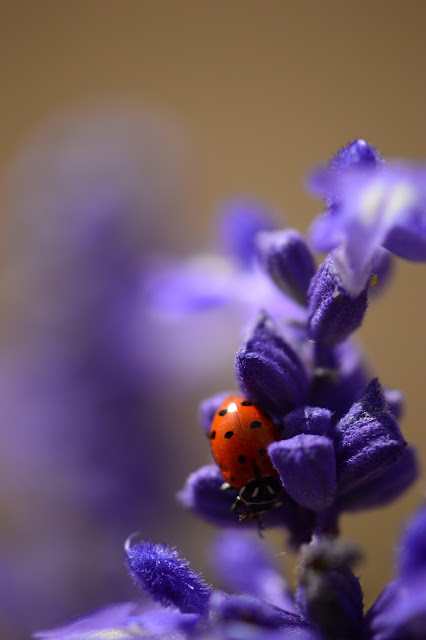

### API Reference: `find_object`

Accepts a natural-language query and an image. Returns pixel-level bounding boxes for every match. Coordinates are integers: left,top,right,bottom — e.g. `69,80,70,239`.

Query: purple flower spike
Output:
309,156,426,296
255,229,316,304
125,538,211,614
269,435,337,511
236,314,309,418
308,254,368,354
335,379,407,495
282,406,333,439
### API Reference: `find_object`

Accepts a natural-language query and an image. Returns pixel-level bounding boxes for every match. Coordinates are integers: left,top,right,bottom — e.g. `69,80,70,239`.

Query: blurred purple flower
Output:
147,198,307,328
0,108,192,638
35,505,426,639
308,139,426,295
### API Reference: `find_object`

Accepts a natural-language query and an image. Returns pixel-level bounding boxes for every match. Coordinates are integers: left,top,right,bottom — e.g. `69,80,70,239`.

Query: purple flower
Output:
147,198,307,326
308,140,426,295
0,109,192,638
35,507,426,640
179,307,415,540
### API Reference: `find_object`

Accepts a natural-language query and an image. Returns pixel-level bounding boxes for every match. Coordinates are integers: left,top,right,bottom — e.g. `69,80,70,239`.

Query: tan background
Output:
1,0,426,614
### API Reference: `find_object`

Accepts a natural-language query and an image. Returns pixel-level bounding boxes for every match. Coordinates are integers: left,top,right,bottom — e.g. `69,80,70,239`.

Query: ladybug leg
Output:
231,495,243,514
253,514,264,538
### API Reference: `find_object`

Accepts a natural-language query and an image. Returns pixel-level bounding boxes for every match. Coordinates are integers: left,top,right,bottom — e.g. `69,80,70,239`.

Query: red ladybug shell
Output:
209,394,280,489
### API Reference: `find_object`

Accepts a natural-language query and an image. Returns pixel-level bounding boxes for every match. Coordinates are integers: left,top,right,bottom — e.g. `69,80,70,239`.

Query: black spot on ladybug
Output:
238,455,247,464
210,430,216,440
258,448,266,456
230,476,235,482
218,409,228,416
219,463,223,468
224,431,234,439
251,421,262,429
241,400,253,406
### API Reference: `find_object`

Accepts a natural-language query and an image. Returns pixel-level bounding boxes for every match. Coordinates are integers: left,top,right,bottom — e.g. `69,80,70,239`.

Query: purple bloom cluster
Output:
35,140,426,639
179,225,416,544
36,507,426,640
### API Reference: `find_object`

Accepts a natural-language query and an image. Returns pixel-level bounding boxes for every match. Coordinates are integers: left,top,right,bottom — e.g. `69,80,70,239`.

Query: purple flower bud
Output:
177,465,239,527
281,407,333,439
125,538,211,614
255,230,315,304
329,138,382,172
335,379,407,495
296,538,363,640
338,446,417,512
236,314,309,419
308,254,368,354
269,435,337,511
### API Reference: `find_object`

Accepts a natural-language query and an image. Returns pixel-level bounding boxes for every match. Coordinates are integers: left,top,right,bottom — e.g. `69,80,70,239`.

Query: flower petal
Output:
281,407,333,439
308,254,368,354
367,575,426,640
338,446,417,512
255,229,315,304
335,379,407,495
236,314,309,419
398,505,426,579
125,538,211,614
269,435,337,511
216,198,277,267
208,592,305,630
296,538,363,640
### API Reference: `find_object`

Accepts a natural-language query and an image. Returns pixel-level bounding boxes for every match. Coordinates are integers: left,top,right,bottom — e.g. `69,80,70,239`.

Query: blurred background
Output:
1,1,426,638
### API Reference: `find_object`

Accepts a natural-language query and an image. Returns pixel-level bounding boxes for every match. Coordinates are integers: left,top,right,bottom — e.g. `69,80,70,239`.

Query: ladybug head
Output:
239,476,282,507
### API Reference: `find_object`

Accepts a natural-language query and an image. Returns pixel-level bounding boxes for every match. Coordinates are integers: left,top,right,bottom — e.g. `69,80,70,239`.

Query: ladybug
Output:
209,394,283,528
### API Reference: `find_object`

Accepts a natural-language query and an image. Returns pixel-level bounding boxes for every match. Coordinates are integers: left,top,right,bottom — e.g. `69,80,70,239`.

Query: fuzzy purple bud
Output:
125,537,211,613
255,229,315,304
308,255,368,355
281,407,333,439
335,379,407,495
236,314,308,419
296,538,363,640
269,435,337,511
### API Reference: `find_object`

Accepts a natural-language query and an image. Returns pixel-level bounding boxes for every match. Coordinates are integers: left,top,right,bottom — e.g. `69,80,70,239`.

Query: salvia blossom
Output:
35,140,426,639
308,139,426,295
0,109,192,638
35,506,426,640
